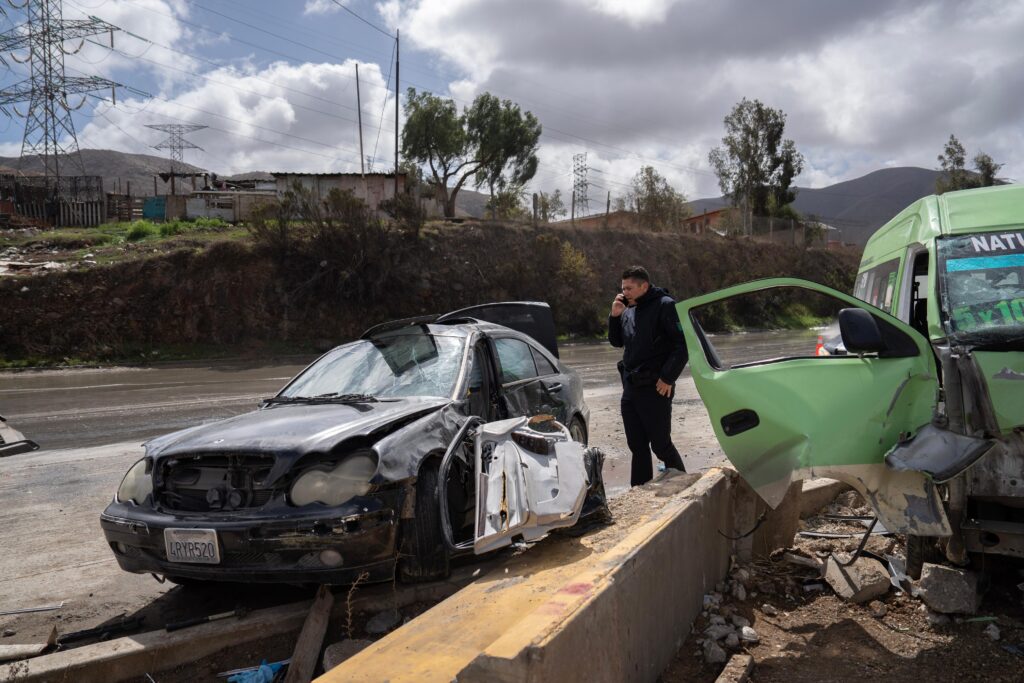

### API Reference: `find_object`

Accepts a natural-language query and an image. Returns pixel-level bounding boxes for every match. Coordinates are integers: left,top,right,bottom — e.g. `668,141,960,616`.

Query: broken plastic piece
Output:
885,423,996,483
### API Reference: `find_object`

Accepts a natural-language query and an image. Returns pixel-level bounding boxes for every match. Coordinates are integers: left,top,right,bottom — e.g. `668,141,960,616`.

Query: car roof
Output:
862,184,1024,265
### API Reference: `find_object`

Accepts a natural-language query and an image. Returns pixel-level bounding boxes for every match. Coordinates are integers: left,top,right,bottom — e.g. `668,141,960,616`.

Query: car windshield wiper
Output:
262,393,389,405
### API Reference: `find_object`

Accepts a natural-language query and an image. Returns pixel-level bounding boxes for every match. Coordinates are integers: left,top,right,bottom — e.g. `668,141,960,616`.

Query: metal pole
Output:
356,63,367,201
394,29,400,199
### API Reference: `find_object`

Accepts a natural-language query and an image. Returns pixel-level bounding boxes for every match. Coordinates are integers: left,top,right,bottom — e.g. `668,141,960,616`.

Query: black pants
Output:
621,384,685,486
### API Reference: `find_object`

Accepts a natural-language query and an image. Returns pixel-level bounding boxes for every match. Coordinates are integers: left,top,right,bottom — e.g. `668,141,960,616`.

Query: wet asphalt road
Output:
0,332,819,451
0,332,818,451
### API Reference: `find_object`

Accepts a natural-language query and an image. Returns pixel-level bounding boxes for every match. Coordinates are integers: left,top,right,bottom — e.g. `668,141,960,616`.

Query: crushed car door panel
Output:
677,277,952,537
473,416,588,554
491,336,570,423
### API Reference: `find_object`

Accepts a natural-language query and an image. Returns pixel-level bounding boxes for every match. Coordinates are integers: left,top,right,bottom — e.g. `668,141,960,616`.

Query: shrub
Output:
126,221,157,242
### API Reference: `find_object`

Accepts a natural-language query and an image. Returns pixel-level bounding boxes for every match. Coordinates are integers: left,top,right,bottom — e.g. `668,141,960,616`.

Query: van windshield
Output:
938,231,1024,347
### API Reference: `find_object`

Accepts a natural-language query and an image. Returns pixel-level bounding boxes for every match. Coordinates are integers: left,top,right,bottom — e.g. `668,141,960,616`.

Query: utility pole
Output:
394,29,400,199
605,190,610,228
571,189,575,226
146,124,206,195
355,63,366,201
0,0,122,206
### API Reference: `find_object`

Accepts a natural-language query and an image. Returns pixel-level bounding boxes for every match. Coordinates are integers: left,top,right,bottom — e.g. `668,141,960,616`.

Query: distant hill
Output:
0,149,205,196
687,167,949,245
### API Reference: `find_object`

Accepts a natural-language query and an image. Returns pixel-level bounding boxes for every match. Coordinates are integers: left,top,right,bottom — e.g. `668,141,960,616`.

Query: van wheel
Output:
906,535,936,580
398,460,450,582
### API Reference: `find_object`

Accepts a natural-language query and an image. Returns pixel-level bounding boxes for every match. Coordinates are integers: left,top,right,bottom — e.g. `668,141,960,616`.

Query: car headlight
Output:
289,452,377,507
116,458,153,505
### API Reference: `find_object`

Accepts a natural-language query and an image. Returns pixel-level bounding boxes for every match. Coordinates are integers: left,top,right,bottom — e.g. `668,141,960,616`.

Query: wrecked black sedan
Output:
101,303,603,585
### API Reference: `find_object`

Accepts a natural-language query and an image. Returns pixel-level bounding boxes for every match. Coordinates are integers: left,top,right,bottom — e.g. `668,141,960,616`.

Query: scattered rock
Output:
703,639,727,664
365,608,401,635
985,623,1001,641
724,632,740,649
825,555,890,604
719,605,736,618
868,601,888,618
926,610,951,627
731,615,751,629
703,593,723,608
709,615,727,626
917,563,982,614
762,604,779,617
757,580,775,594
2,629,15,637
715,581,727,594
704,624,735,641
739,626,760,643
733,568,751,585
323,639,373,669
732,582,747,601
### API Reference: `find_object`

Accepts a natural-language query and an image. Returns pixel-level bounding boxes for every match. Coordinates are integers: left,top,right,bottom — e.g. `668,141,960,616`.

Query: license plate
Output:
164,528,220,564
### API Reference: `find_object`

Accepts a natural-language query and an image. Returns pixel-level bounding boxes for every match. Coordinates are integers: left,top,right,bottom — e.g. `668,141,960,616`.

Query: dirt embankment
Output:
0,224,860,362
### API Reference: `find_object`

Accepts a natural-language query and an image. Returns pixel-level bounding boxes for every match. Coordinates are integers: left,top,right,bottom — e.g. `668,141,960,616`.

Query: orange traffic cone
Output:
815,335,828,356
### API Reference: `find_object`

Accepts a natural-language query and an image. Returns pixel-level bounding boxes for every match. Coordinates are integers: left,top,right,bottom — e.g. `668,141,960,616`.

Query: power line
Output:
329,0,395,38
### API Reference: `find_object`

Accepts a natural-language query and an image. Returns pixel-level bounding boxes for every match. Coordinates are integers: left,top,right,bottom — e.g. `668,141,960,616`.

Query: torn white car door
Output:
473,416,589,554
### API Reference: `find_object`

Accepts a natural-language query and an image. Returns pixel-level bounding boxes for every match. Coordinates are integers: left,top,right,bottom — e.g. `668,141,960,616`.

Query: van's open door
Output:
472,416,588,554
677,277,952,537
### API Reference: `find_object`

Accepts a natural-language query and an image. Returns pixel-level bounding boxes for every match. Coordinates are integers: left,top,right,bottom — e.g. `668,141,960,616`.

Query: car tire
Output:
568,416,588,446
398,459,450,583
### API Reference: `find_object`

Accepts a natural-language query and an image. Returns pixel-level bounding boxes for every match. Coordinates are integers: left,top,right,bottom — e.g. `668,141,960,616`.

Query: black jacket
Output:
608,285,689,385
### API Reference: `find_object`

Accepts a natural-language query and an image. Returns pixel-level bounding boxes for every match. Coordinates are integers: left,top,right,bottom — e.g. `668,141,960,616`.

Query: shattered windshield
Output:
938,231,1024,346
281,330,466,400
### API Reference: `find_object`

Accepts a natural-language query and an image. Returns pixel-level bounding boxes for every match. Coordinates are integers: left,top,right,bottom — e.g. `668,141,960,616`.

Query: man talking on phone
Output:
609,265,688,486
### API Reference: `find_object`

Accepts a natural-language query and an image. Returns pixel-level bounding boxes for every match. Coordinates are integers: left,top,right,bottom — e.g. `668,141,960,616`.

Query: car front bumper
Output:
100,490,402,584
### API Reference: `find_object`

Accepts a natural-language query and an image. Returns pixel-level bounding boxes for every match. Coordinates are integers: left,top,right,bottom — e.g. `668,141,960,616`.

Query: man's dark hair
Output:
621,265,650,282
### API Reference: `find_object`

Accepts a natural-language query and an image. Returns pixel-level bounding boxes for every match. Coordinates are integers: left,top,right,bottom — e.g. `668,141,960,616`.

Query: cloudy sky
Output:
0,0,1020,204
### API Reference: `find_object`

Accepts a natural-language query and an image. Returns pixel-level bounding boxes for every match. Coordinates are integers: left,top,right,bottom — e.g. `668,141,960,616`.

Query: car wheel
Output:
398,459,450,583
568,416,588,446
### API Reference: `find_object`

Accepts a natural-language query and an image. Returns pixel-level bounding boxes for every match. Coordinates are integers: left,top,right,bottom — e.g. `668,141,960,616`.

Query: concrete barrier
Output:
319,468,769,682
800,478,852,518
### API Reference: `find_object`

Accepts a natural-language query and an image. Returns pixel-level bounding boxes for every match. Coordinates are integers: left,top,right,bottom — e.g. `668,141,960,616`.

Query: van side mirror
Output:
839,308,886,354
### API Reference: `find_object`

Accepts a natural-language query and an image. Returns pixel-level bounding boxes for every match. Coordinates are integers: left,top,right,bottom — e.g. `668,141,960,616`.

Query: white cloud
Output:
79,59,396,175
304,0,345,15
385,0,1024,197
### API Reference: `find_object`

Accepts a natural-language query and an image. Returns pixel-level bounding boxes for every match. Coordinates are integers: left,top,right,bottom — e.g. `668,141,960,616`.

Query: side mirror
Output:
839,308,886,354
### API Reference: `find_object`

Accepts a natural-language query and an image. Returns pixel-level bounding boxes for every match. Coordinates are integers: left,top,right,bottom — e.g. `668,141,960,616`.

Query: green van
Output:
676,184,1024,576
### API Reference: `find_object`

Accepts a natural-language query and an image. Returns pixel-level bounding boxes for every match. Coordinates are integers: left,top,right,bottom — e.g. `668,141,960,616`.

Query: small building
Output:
680,207,735,234
186,191,277,222
271,172,407,212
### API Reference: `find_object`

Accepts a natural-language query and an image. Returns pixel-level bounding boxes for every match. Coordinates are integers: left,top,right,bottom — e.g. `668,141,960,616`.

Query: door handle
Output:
545,382,563,392
721,409,759,436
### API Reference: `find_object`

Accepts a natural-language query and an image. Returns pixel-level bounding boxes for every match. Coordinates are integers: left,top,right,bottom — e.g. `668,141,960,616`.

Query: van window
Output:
938,232,1024,342
854,258,900,311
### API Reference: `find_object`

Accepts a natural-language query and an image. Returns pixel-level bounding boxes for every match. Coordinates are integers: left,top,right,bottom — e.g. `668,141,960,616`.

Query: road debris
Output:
217,659,291,678
824,554,890,603
984,623,1001,641
365,608,402,635
58,615,144,646
917,563,982,614
0,625,56,663
166,607,248,632
0,601,65,617
283,585,333,683
714,653,753,683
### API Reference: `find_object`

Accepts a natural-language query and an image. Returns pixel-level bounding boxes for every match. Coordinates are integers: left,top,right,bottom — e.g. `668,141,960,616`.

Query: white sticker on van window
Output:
967,232,1024,253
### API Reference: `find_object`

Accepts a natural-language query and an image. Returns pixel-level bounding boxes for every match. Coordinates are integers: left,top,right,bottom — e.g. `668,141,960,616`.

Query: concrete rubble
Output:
365,608,402,635
824,554,891,603
916,563,982,615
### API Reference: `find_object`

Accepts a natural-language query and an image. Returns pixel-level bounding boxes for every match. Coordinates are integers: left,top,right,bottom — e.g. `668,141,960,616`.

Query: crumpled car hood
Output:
144,397,451,460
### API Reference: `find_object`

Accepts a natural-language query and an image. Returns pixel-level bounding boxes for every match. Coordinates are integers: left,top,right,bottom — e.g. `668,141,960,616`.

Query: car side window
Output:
494,338,538,384
531,347,558,376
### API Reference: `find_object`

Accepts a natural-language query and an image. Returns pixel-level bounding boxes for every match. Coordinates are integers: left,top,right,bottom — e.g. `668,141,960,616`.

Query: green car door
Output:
678,277,951,537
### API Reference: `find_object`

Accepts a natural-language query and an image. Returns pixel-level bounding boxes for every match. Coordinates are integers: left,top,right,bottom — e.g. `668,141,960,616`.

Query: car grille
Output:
158,453,280,512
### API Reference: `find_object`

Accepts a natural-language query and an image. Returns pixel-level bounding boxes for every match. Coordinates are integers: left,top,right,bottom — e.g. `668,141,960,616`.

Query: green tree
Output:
485,183,529,221
708,98,805,220
401,89,541,218
936,134,1004,193
536,189,566,223
973,151,1003,187
619,166,689,231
